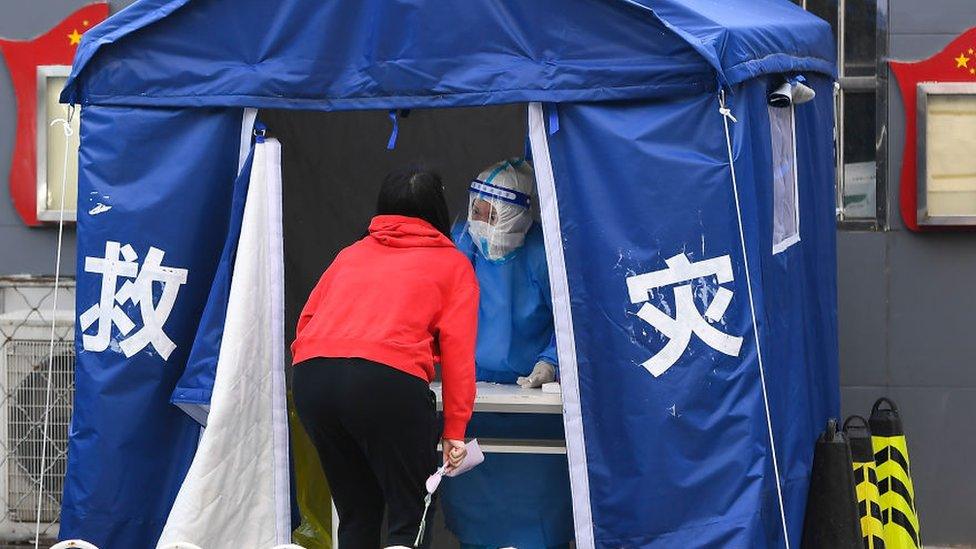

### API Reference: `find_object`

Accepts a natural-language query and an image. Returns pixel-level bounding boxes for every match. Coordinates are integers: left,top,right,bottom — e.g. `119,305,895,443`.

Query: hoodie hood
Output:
368,215,454,248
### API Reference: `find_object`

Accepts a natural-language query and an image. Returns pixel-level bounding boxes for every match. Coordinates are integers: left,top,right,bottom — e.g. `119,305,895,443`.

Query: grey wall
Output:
0,0,132,276
837,1,976,545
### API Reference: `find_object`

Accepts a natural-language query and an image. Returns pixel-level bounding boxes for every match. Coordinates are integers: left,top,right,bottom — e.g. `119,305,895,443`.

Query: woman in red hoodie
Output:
292,167,478,549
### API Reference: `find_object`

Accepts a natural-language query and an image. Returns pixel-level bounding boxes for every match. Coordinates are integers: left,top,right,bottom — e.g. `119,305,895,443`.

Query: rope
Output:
413,492,433,547
717,91,791,549
35,105,75,549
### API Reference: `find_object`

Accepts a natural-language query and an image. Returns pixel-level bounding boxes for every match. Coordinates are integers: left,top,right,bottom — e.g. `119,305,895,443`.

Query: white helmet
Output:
466,158,535,262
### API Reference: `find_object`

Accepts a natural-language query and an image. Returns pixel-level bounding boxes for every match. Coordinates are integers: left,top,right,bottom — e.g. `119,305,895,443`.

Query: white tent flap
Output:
157,137,290,548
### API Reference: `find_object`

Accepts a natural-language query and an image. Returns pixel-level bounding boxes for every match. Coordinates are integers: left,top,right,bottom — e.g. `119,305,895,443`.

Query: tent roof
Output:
62,0,835,110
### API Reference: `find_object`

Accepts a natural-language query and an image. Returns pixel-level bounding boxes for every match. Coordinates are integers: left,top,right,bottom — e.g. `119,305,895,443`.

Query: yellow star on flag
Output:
68,29,82,45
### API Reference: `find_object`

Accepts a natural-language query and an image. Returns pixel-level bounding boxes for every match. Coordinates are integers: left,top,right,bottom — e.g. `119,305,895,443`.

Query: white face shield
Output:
466,158,535,262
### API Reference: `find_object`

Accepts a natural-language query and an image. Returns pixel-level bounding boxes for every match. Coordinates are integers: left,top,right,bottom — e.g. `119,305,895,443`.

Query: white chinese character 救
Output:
626,253,743,377
79,241,188,360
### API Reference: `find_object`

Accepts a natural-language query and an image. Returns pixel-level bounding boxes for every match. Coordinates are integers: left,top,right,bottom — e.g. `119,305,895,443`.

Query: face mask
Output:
468,218,529,262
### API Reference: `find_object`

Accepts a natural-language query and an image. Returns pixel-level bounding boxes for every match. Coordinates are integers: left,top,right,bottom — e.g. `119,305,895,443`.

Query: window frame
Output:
915,82,976,226
770,103,802,254
797,0,889,230
35,64,79,223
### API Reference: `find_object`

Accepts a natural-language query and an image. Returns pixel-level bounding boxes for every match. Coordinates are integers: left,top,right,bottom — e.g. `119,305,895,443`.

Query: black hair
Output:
376,165,452,238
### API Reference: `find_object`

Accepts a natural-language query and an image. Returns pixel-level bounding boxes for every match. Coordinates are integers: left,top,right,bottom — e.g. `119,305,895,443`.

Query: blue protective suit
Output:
441,221,574,549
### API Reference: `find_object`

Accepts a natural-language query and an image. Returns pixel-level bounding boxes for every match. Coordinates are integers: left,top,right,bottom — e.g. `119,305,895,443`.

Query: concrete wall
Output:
1,0,975,546
837,1,976,545
0,0,132,276
2,1,77,275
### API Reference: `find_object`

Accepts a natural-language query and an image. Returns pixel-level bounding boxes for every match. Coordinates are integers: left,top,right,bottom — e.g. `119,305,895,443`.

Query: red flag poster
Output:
891,27,976,231
0,3,109,227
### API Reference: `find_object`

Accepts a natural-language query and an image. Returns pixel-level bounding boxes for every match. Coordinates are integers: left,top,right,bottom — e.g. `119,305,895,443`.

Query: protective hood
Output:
466,158,535,262
368,215,453,248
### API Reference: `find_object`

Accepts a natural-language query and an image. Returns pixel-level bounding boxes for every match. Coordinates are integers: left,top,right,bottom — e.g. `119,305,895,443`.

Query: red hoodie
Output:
291,215,478,440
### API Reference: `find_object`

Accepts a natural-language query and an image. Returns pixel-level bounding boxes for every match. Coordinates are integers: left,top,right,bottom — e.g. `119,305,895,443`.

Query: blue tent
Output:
61,1,839,547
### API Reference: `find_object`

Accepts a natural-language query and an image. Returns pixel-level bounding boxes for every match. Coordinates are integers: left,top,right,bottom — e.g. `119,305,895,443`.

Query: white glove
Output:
791,81,816,105
517,361,556,389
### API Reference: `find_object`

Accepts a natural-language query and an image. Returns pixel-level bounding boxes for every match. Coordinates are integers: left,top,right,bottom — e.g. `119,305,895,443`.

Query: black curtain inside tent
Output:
261,104,527,349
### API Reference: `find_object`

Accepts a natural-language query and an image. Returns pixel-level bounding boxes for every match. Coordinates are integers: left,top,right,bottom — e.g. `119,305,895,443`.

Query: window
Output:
770,104,801,253
916,84,976,225
37,65,79,223
794,0,886,227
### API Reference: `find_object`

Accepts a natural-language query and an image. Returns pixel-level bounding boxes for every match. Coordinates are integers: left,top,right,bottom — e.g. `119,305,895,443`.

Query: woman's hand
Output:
442,438,467,472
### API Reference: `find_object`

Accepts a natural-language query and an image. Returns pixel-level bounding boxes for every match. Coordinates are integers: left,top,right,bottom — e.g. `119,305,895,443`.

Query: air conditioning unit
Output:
0,309,74,542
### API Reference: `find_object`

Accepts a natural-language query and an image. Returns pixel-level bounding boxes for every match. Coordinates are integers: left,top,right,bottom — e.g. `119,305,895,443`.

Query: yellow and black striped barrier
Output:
844,415,885,549
869,398,920,549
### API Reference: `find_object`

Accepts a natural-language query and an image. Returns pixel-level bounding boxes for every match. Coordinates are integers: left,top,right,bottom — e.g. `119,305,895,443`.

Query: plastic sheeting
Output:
60,0,833,111
288,395,332,549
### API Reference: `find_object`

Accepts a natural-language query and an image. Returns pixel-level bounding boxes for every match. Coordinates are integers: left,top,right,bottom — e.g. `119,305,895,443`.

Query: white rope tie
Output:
718,105,738,123
717,90,791,549
35,105,75,549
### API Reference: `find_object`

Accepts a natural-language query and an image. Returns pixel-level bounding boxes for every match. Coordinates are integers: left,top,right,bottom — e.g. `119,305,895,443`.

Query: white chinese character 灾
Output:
626,253,743,377
79,241,188,360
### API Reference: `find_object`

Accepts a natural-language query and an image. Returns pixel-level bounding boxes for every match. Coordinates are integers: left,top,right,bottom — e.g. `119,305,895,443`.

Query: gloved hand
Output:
516,360,556,389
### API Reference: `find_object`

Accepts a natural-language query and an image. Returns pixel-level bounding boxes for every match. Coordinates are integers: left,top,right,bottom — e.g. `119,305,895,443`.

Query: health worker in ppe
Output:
441,158,574,549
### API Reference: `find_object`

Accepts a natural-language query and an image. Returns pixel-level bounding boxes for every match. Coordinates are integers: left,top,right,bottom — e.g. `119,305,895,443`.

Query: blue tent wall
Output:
64,105,244,548
536,76,838,547
732,74,841,541
539,94,776,547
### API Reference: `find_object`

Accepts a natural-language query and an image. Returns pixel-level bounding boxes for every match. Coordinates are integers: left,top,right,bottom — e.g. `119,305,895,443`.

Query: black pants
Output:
293,357,440,549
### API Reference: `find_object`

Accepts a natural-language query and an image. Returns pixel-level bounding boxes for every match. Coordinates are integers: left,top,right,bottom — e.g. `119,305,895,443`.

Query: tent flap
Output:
157,137,290,549
170,145,254,424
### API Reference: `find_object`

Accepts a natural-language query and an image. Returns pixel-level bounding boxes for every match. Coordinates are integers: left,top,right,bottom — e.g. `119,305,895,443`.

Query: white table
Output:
430,381,563,413
430,381,566,454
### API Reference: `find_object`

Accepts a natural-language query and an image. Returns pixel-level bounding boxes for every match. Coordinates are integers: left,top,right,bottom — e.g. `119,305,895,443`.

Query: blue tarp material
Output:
539,75,838,547
61,0,834,110
170,149,253,421
62,1,839,548
64,106,244,547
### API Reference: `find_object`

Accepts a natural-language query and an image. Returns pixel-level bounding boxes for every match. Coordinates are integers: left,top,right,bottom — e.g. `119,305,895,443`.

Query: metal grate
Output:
3,340,74,524
0,277,75,542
